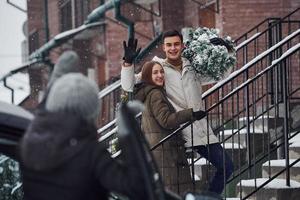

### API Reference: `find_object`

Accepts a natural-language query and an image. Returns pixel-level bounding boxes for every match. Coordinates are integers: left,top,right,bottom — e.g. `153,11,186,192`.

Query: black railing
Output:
96,7,300,199
97,7,300,140
99,31,300,198
147,41,300,199
203,42,300,198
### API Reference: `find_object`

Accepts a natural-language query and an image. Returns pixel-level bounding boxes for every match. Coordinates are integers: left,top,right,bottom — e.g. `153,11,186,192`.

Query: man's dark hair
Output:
162,30,183,43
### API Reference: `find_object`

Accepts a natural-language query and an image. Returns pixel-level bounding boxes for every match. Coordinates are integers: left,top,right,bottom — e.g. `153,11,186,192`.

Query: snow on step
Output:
262,159,300,182
220,128,264,136
262,159,300,167
193,174,200,181
290,142,300,147
188,158,211,166
220,129,266,149
290,132,300,144
239,115,276,121
239,178,300,188
225,198,240,200
221,142,244,149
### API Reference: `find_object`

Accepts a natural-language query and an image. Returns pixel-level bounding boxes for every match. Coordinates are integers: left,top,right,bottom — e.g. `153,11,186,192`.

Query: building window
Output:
75,0,90,26
59,0,91,31
60,0,72,32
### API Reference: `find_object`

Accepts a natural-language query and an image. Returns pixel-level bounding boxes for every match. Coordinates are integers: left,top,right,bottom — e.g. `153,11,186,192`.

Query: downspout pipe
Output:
86,0,134,39
43,0,50,42
85,0,116,24
114,0,134,39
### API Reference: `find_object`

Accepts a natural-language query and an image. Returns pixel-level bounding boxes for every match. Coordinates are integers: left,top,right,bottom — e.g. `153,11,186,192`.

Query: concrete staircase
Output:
236,178,300,200
234,129,300,200
190,112,300,199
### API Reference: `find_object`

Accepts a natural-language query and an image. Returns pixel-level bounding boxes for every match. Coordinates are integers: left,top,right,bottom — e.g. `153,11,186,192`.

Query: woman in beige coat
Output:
134,61,206,195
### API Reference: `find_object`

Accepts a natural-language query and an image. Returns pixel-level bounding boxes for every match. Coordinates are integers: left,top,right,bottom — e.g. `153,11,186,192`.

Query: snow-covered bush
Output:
0,155,23,200
182,27,236,81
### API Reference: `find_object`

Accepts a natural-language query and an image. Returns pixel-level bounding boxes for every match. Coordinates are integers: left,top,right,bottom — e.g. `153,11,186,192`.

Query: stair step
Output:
262,159,300,182
238,116,284,143
289,143,300,159
238,116,283,131
220,129,269,160
188,143,247,172
188,158,213,181
236,178,300,200
220,129,264,147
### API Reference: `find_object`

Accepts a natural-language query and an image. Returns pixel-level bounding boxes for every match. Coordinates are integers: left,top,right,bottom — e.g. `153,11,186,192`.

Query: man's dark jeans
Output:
194,143,234,194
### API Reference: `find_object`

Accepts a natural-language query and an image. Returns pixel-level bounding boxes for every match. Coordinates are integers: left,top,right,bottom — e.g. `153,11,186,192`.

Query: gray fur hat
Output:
45,73,100,123
47,51,80,89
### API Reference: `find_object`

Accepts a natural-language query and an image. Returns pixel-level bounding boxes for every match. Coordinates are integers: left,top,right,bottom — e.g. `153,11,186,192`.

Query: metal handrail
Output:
101,42,299,154
147,42,300,199
150,42,300,154
95,9,300,198
98,28,300,141
96,14,300,135
242,158,300,199
234,7,300,44
202,29,300,99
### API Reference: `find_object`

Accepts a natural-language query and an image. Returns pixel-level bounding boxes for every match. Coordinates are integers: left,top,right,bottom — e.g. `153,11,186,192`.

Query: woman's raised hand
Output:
123,37,141,65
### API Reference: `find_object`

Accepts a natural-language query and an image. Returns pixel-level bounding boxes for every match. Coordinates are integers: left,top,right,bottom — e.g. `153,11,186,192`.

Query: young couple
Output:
121,30,234,196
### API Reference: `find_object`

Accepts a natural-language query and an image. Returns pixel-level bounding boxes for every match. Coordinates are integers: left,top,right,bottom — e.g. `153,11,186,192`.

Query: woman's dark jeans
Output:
194,143,234,194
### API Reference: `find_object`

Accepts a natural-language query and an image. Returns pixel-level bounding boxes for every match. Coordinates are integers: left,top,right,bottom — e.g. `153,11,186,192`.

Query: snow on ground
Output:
239,178,300,188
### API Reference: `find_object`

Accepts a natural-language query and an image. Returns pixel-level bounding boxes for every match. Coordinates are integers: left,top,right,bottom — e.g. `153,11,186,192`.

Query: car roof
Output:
0,101,33,133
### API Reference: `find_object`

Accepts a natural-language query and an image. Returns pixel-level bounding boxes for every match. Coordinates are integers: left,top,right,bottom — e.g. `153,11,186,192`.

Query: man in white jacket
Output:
121,30,234,195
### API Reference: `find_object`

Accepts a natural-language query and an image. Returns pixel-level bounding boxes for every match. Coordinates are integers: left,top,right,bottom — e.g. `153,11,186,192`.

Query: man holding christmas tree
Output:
121,30,234,195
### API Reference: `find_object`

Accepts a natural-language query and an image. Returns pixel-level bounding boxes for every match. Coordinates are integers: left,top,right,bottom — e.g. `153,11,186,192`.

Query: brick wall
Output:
26,0,47,108
216,0,300,39
161,0,185,30
27,0,45,46
25,0,300,120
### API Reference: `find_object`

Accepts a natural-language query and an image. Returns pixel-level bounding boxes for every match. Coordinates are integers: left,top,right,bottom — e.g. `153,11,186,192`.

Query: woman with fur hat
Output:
133,61,206,195
20,73,146,200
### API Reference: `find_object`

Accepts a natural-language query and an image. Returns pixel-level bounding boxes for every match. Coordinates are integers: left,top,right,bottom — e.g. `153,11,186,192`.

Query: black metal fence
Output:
98,8,300,198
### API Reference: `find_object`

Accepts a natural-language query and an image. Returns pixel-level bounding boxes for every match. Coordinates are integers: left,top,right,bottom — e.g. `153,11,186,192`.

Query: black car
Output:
0,101,220,200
